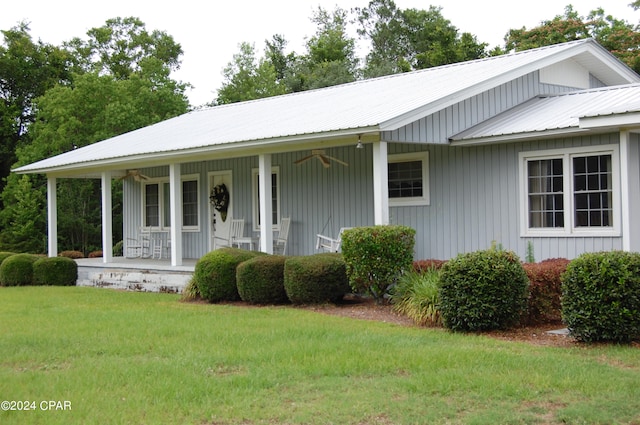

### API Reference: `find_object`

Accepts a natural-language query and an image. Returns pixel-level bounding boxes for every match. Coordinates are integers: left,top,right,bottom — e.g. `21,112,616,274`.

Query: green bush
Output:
33,256,78,286
562,251,640,343
341,225,415,302
439,249,529,332
0,253,40,286
284,253,351,304
237,255,288,304
0,252,16,266
522,258,569,325
194,248,266,303
391,268,442,326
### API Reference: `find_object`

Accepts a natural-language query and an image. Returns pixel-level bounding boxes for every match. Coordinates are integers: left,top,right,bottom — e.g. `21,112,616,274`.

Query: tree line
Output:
1,0,639,254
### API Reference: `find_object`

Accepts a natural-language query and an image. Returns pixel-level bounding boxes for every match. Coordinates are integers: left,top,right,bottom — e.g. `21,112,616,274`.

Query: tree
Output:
355,0,487,77
64,16,183,80
504,5,640,73
286,6,359,92
0,18,189,254
0,23,72,212
216,42,286,105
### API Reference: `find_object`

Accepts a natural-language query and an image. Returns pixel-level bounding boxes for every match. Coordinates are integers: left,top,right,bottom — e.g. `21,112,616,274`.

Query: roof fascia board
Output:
579,112,640,130
450,128,590,146
14,127,380,176
380,41,638,132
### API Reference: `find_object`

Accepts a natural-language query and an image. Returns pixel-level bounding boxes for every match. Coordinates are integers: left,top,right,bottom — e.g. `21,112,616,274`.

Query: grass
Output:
1,287,639,424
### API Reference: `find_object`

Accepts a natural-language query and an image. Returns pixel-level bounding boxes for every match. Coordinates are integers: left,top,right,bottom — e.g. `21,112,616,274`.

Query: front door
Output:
209,171,232,251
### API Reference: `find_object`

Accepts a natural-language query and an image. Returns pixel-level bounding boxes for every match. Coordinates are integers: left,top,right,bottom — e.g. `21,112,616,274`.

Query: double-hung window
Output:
388,151,430,206
520,146,619,236
142,175,200,230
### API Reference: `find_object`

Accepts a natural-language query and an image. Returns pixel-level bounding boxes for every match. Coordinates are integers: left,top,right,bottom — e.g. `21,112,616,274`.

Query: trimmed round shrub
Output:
562,251,640,343
284,253,351,304
439,249,529,332
0,252,16,266
194,248,266,303
237,255,288,304
0,253,40,286
341,225,415,302
33,256,78,286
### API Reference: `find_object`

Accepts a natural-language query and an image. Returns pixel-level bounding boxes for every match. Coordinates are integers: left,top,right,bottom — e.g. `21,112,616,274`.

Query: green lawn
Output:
1,287,639,424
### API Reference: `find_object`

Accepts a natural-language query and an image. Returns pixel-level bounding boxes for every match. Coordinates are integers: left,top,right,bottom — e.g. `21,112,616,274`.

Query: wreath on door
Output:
209,183,230,222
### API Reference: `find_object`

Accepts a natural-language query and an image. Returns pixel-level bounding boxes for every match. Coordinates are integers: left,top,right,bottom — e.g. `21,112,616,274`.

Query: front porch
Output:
75,257,196,293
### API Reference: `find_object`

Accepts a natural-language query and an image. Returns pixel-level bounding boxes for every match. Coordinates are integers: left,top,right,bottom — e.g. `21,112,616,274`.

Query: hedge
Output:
284,253,350,304
33,256,78,286
0,253,40,286
237,255,288,304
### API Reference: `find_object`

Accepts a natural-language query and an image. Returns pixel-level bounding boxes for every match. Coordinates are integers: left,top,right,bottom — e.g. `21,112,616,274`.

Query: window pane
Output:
527,159,564,228
163,183,171,227
145,184,159,227
182,180,198,227
388,160,423,198
255,173,279,226
573,155,612,228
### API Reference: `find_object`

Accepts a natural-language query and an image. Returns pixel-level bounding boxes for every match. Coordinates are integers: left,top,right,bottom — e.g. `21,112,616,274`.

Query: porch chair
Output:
316,227,352,252
125,227,151,258
214,218,245,249
273,217,291,255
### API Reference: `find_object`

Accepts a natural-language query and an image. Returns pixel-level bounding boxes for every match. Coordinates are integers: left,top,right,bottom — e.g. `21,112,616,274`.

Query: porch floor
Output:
75,257,196,293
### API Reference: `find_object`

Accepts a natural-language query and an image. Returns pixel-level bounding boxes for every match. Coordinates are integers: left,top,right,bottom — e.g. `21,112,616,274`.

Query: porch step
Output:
76,262,193,294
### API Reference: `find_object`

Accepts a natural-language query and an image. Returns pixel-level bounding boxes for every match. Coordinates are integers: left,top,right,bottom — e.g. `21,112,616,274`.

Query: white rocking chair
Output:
273,217,291,255
316,227,352,252
214,218,245,249
125,227,151,258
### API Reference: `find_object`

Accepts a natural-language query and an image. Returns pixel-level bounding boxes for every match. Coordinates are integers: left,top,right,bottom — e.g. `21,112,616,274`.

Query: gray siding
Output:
389,134,623,261
384,71,577,144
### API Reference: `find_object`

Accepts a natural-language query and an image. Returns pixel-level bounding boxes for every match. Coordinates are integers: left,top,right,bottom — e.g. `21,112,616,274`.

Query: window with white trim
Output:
520,146,619,236
142,175,200,230
388,151,430,206
252,167,280,230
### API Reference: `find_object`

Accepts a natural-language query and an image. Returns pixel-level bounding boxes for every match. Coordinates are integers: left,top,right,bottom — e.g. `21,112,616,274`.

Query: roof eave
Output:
449,128,590,146
13,127,381,177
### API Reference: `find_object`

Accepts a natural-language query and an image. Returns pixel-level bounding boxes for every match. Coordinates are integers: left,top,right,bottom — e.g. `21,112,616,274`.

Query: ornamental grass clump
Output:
439,249,529,332
237,255,288,304
0,253,40,286
194,248,266,303
391,268,442,326
341,225,415,303
33,256,78,286
562,251,640,343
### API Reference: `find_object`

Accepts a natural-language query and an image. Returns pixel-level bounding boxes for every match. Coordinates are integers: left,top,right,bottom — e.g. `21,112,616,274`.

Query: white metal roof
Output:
15,39,639,175
451,84,640,144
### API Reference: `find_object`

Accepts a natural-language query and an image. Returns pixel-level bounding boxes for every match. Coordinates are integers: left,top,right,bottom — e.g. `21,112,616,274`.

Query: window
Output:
520,146,619,236
142,175,200,230
388,151,430,206
252,167,280,230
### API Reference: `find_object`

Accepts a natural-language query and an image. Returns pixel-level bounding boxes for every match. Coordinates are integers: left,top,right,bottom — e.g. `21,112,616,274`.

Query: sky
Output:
2,0,638,106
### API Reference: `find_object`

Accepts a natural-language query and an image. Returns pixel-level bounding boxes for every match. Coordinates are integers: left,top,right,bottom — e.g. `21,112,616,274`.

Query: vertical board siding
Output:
384,71,577,144
388,134,623,262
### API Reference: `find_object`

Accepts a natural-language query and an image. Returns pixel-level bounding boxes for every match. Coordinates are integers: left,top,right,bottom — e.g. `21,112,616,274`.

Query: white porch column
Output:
258,154,273,253
620,131,640,252
372,141,390,225
46,176,58,257
101,171,113,263
169,163,183,266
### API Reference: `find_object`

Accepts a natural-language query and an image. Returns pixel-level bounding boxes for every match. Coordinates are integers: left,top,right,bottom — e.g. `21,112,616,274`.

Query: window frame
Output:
519,145,620,237
388,151,430,207
251,166,280,231
141,174,200,232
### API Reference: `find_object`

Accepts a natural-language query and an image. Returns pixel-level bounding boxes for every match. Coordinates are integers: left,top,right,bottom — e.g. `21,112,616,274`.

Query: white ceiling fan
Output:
117,169,149,182
294,149,348,168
